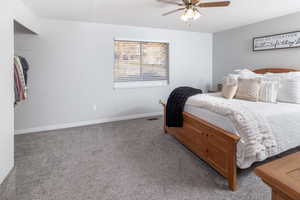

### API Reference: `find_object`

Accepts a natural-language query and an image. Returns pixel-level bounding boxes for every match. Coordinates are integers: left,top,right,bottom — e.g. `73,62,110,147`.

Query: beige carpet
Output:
10,116,295,199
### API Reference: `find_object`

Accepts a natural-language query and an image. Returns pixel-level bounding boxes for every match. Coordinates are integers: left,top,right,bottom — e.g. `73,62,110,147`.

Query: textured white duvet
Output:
185,93,300,169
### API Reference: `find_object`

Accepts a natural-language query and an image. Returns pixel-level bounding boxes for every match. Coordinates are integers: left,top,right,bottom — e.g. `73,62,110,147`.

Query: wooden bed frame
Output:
161,68,299,191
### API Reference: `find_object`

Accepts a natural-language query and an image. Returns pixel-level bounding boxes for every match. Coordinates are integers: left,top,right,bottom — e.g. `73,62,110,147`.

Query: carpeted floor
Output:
13,117,275,200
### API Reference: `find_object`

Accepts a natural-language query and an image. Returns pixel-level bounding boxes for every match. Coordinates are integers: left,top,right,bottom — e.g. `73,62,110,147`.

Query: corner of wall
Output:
212,32,218,88
13,0,41,34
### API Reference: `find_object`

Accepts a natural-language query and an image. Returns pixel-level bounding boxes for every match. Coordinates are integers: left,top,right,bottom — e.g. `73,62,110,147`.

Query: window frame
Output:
113,39,170,89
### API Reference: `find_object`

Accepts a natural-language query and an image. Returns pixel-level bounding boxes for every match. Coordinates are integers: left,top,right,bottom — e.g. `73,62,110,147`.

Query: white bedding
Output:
184,93,300,168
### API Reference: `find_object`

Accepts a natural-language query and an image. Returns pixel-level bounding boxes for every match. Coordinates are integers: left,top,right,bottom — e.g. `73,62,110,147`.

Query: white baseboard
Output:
15,112,163,135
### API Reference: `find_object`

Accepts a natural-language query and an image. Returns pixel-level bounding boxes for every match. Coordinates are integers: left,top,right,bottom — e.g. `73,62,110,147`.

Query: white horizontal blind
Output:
114,40,169,82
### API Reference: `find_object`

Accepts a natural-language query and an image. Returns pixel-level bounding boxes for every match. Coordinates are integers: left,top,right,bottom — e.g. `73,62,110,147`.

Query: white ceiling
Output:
24,0,300,33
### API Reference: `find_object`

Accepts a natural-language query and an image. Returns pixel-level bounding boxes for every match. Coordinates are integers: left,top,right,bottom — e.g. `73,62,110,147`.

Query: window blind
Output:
114,40,169,82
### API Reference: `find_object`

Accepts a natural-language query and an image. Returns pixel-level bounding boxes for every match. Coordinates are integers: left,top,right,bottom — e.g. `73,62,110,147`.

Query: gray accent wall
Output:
213,12,300,87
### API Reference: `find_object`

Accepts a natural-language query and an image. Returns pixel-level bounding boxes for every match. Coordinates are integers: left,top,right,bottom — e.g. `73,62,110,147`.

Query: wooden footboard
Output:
160,101,240,191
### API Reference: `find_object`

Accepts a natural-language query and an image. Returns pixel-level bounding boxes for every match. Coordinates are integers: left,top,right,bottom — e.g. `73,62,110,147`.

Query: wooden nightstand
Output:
255,152,300,200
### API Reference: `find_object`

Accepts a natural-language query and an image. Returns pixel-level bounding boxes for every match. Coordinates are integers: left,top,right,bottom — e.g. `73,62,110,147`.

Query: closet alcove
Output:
14,20,38,134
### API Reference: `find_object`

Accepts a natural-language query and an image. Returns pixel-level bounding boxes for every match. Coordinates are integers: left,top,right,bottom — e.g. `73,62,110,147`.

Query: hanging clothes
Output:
19,56,29,84
14,56,29,104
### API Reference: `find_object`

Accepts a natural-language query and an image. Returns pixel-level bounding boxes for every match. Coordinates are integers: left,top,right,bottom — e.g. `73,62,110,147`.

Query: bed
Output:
160,68,300,191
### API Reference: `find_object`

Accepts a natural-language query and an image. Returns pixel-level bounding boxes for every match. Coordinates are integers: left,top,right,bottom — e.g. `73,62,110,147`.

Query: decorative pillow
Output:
277,79,300,104
259,80,279,103
222,83,238,99
224,74,239,85
235,78,262,101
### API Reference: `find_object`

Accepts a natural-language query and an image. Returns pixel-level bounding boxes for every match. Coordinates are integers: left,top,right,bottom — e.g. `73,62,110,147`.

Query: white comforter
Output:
185,93,300,169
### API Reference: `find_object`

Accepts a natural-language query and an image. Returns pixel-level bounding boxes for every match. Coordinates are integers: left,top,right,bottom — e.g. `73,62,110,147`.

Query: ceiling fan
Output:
158,0,230,22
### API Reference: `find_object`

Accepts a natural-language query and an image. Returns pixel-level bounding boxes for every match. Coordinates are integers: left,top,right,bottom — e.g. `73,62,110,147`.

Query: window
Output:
114,40,169,88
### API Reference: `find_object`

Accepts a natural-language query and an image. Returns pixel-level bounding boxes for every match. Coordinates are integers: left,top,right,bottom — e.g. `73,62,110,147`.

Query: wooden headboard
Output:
253,68,299,74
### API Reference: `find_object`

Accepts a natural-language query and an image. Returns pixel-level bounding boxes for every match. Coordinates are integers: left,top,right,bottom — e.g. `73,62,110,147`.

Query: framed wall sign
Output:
253,31,300,51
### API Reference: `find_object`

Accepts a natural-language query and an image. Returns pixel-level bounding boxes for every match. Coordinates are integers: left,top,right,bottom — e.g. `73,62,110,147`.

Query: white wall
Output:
213,11,300,86
0,1,14,184
14,19,212,133
0,0,40,185
13,0,41,34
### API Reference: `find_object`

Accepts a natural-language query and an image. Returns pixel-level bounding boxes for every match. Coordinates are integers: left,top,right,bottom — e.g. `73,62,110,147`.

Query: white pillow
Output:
277,79,300,104
223,69,260,85
264,73,292,81
234,69,260,78
263,72,300,82
259,80,279,103
263,72,300,104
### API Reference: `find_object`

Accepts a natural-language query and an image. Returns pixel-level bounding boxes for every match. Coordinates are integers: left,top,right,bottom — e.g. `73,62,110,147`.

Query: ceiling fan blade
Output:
191,0,200,4
198,1,230,7
162,8,185,16
157,0,184,6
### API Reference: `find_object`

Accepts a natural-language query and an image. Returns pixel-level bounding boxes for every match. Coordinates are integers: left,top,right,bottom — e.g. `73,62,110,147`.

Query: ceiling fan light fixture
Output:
160,0,230,22
193,9,201,20
186,8,194,18
181,13,188,21
180,7,201,22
